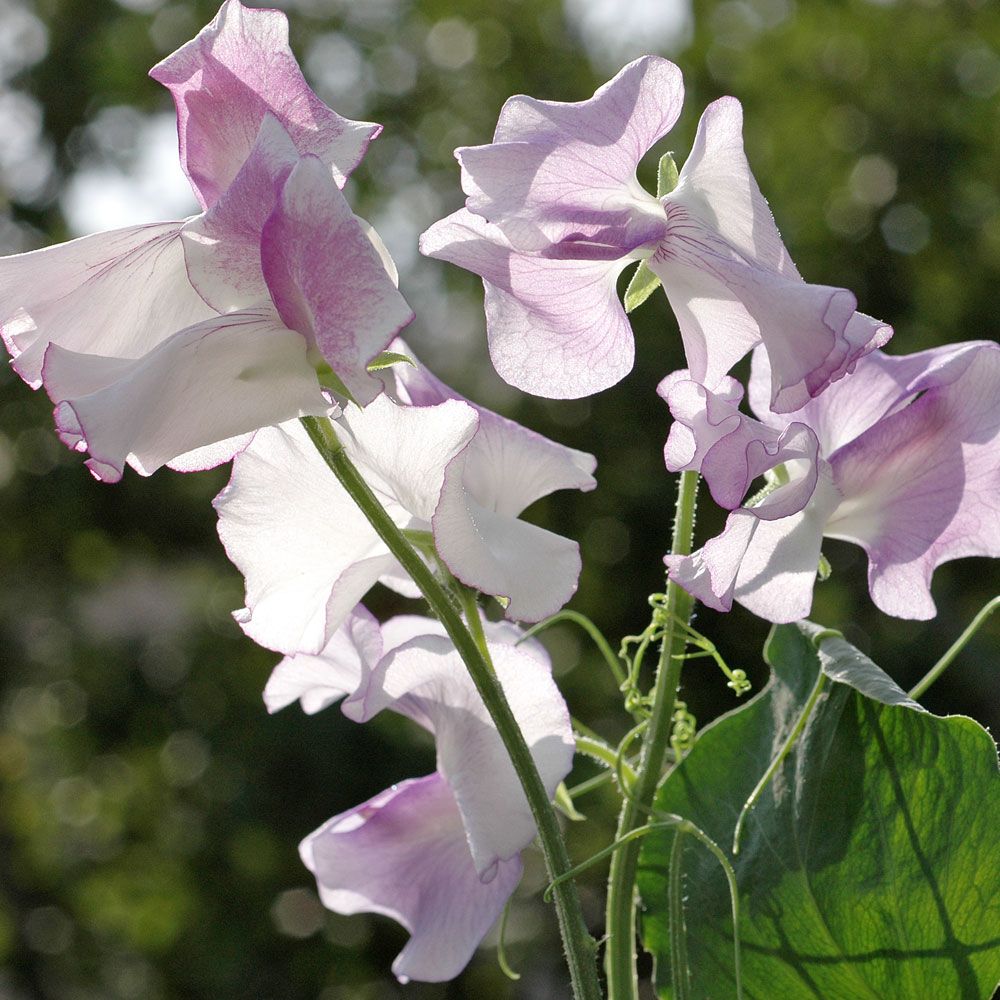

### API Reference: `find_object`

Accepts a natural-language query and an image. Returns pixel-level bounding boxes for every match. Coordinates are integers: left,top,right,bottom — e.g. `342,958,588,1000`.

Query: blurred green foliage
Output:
1,0,997,997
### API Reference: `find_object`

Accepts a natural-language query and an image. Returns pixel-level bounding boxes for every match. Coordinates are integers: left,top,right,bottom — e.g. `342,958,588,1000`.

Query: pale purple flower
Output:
270,609,573,983
0,6,410,482
421,56,890,406
215,343,597,655
661,341,1000,620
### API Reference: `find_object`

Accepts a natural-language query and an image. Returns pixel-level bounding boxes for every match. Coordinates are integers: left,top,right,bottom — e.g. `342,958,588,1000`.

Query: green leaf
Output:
624,262,661,313
638,622,1000,1000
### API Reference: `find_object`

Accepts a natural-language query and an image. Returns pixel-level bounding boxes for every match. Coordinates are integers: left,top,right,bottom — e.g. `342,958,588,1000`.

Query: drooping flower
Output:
215,343,597,655
268,608,573,983
0,3,410,482
661,340,1000,620
420,56,890,406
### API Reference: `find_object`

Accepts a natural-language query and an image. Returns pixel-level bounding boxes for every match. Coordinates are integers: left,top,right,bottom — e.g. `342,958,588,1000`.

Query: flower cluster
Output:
2,0,998,989
661,341,1000,620
418,53,998,622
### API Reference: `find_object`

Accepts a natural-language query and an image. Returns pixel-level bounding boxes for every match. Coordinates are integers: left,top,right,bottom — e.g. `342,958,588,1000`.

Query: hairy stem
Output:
300,415,601,1000
604,470,699,1000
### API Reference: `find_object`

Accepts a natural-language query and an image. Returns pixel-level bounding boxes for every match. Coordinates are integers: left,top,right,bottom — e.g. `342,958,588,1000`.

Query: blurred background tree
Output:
1,0,997,997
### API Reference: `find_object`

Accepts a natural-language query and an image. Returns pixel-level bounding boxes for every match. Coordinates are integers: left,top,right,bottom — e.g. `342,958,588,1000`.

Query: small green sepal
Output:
367,350,415,372
554,782,587,822
624,262,662,313
656,151,679,197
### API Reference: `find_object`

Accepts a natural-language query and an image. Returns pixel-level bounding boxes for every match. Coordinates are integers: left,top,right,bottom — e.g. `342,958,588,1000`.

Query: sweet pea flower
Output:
267,608,573,983
215,344,597,655
420,56,890,407
0,2,410,482
660,340,1000,620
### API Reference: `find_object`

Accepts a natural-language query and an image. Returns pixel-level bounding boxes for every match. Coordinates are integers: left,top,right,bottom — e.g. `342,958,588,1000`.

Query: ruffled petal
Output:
43,309,328,482
650,222,891,413
377,613,551,670
215,420,393,655
729,499,834,623
301,773,523,984
216,398,477,654
666,501,829,623
421,209,634,398
458,56,681,253
343,637,573,875
665,508,758,613
150,0,380,210
388,336,597,515
826,342,1000,619
659,373,820,518
1,222,214,388
263,604,383,714
749,340,989,456
261,156,414,405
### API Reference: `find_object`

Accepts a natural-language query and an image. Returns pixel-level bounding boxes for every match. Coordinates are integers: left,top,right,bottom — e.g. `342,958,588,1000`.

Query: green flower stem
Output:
299,416,601,1000
605,470,699,1000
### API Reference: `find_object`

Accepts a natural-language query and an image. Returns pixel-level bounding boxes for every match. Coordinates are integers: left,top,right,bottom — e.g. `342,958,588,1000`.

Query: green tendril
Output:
497,896,521,981
518,609,627,686
909,594,1000,700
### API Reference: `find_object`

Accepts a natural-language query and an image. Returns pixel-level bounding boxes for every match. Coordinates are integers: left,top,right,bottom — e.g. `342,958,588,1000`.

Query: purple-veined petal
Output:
666,465,840,621
826,342,1000,619
1,222,214,388
749,340,990,456
728,485,838,622
215,420,393,655
421,209,635,398
181,113,298,312
458,56,682,253
666,487,833,623
670,97,796,280
665,508,758,613
650,97,891,409
264,604,383,714
343,637,573,875
649,222,891,413
150,0,380,210
261,155,414,405
43,309,328,482
302,773,523,984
